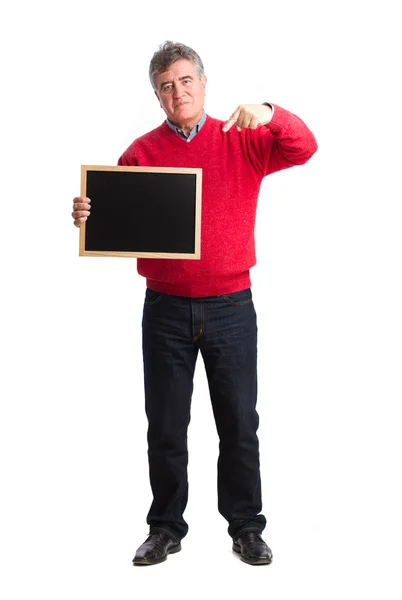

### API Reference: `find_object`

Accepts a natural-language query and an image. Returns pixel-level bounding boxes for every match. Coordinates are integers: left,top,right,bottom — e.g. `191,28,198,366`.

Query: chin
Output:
175,106,194,116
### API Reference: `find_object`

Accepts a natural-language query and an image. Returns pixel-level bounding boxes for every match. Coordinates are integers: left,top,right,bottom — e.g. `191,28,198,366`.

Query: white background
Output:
1,0,401,598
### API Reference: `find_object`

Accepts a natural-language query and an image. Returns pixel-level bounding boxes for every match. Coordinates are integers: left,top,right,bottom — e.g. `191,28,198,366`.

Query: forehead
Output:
155,59,197,85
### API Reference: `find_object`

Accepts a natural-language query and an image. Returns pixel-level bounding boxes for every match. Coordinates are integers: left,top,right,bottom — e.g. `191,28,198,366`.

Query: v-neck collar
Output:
163,115,211,146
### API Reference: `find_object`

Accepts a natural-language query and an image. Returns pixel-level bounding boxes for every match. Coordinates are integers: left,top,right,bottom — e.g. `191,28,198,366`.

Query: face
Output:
153,59,207,128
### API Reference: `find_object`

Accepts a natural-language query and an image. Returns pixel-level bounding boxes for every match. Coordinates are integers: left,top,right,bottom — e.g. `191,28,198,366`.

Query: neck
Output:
181,123,195,136
168,110,204,136
169,120,196,136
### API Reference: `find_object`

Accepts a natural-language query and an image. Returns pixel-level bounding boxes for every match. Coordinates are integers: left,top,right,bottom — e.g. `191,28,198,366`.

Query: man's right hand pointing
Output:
222,104,273,132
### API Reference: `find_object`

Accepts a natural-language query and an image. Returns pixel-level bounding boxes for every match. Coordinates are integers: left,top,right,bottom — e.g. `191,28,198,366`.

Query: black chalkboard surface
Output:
79,165,202,259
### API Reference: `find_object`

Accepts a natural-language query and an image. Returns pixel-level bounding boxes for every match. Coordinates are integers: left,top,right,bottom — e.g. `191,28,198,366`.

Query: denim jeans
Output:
141,287,266,542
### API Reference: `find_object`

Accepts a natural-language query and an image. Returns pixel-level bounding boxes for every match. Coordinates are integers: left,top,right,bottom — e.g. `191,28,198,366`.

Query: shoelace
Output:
240,532,265,549
146,532,165,553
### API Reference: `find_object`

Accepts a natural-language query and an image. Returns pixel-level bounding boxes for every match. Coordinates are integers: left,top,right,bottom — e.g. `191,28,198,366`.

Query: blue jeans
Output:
142,287,266,542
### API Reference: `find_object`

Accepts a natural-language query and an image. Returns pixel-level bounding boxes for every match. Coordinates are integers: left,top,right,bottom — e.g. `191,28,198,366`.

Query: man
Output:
72,41,317,566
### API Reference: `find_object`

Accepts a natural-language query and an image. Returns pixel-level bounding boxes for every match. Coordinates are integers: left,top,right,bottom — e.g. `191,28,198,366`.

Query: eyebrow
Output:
160,75,194,89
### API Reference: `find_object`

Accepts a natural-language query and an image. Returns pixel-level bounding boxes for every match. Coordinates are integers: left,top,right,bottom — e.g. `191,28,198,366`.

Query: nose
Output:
173,83,183,99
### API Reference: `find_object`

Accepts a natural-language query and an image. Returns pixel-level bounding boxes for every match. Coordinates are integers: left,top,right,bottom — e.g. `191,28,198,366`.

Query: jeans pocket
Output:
222,288,253,306
144,288,165,306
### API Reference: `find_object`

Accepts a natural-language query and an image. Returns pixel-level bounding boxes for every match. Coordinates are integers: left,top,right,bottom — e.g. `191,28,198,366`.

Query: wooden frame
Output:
79,165,202,259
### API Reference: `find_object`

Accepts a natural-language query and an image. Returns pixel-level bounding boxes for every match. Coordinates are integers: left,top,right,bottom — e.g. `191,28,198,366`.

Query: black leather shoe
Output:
133,531,181,566
233,531,273,565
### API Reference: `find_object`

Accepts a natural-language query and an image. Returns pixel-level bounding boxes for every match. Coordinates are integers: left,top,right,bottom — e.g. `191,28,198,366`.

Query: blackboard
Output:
79,165,202,258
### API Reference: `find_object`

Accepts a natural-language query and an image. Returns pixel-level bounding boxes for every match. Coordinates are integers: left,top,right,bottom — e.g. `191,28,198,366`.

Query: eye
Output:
162,84,173,92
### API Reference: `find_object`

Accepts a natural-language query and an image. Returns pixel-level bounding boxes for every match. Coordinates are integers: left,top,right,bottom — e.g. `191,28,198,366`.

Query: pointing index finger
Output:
222,108,240,132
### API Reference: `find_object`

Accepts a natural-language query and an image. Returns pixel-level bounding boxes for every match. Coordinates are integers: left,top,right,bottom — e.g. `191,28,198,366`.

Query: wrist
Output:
262,102,274,124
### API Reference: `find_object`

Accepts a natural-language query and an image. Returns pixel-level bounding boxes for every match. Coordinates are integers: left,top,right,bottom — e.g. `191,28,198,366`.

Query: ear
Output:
201,75,207,94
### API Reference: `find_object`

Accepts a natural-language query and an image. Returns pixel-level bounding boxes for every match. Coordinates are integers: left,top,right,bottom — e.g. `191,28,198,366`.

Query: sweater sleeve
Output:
250,103,318,177
117,148,138,166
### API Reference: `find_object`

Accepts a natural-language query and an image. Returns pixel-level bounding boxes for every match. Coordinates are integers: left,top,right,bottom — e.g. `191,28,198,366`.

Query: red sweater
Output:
118,104,317,297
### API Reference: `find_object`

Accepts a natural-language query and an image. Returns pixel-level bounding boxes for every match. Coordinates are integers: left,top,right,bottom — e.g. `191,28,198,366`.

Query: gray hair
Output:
149,40,204,89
